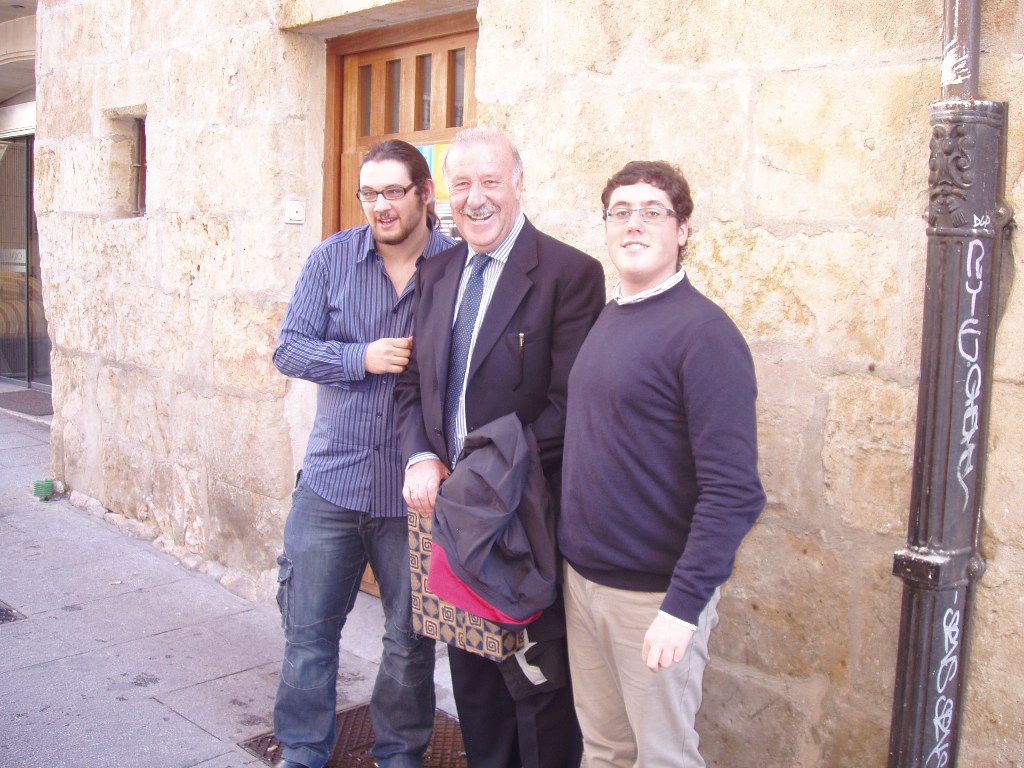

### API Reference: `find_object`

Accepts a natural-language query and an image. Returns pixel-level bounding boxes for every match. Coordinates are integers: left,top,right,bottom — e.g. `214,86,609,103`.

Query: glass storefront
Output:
0,135,49,390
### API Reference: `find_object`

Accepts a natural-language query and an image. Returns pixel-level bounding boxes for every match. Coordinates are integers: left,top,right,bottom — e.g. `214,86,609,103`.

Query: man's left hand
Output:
642,613,694,672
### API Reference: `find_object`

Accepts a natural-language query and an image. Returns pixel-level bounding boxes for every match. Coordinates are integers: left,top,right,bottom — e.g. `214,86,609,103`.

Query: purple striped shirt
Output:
274,223,456,516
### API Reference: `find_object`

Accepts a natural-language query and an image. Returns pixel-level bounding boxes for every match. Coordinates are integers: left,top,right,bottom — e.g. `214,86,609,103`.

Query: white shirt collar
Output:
612,266,687,305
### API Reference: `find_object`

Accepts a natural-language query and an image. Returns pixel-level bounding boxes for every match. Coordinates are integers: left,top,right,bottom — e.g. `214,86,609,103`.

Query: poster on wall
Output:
417,143,460,242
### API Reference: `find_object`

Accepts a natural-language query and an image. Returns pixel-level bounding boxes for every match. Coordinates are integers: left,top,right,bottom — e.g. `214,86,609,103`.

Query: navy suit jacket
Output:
395,217,606,491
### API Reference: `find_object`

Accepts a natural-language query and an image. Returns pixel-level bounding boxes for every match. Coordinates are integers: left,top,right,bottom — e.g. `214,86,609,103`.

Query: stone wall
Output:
33,0,1024,765
34,0,328,598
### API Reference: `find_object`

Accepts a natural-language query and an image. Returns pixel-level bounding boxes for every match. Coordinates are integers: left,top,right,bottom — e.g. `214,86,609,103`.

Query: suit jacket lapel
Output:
468,220,538,380
432,245,468,405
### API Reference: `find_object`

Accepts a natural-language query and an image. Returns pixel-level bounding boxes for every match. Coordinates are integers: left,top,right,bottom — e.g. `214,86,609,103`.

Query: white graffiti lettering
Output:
956,239,985,510
958,319,980,362
926,606,962,768
936,608,961,692
926,697,955,767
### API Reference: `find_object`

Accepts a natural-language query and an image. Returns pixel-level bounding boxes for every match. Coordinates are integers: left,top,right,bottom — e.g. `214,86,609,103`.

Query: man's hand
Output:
642,613,695,672
403,459,449,516
365,336,414,374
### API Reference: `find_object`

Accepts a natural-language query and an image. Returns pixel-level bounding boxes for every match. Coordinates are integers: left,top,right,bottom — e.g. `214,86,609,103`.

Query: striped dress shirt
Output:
274,223,456,517
445,212,525,464
407,212,526,468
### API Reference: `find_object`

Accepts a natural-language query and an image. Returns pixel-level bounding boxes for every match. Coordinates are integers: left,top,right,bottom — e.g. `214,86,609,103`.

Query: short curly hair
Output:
601,160,693,220
601,160,694,262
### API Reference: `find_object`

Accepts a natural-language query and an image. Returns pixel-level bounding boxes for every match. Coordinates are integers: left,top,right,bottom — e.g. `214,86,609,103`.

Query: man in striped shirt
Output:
270,140,455,768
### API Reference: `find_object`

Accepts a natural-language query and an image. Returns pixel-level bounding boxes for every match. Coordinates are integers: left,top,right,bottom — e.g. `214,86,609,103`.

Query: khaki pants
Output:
564,563,720,768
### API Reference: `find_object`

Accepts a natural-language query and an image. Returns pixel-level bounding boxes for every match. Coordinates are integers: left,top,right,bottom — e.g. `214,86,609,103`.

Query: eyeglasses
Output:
356,182,416,203
604,206,677,224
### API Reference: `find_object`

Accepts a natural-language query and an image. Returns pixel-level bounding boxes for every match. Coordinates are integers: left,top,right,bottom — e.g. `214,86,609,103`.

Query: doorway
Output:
0,135,50,393
323,11,478,595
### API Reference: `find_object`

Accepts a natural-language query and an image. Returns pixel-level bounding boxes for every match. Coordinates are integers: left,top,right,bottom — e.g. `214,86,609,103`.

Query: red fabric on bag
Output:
428,542,541,628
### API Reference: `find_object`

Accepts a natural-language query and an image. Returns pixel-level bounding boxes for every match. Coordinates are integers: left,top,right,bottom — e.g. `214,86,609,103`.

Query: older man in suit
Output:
395,126,606,768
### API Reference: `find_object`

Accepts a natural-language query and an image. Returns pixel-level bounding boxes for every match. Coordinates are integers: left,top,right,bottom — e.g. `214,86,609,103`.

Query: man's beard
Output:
372,197,425,245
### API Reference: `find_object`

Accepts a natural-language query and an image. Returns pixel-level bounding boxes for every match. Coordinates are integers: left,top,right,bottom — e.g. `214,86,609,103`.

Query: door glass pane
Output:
0,138,28,383
385,60,401,134
448,48,465,128
0,137,50,389
416,54,432,131
27,140,49,388
359,64,373,136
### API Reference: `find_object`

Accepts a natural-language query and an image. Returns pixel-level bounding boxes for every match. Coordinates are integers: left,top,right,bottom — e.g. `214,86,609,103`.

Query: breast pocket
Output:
505,328,550,391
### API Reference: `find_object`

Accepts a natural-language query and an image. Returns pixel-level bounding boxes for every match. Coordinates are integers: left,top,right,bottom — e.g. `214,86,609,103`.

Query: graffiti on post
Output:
926,600,962,768
956,236,986,512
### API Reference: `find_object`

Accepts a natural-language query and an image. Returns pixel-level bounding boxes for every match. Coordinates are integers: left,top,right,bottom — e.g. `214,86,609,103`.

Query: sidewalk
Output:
0,406,454,768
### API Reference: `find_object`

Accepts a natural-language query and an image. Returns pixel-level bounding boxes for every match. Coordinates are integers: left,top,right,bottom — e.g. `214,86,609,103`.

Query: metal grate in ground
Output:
0,600,26,625
239,702,467,768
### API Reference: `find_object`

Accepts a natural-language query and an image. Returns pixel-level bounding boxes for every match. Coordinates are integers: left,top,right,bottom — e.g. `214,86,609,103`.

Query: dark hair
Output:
601,160,693,220
601,160,693,262
361,139,437,224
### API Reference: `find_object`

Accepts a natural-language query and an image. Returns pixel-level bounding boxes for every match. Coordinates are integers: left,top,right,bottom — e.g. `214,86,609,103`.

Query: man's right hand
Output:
403,459,449,516
365,336,413,374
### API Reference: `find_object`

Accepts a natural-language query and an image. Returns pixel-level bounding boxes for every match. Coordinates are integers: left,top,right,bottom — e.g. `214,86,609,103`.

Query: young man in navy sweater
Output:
558,161,766,768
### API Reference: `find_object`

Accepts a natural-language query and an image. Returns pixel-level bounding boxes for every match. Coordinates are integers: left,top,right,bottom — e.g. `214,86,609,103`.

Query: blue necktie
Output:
445,252,490,463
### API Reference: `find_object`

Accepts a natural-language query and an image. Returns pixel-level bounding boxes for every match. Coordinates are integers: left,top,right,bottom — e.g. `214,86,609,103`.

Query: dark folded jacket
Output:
429,412,557,626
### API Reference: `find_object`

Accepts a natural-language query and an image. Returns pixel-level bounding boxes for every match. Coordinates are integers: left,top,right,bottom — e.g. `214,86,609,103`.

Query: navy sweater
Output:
558,276,765,625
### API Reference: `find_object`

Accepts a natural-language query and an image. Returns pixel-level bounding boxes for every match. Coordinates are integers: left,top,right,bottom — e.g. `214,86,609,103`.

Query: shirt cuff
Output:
406,452,441,470
658,610,698,633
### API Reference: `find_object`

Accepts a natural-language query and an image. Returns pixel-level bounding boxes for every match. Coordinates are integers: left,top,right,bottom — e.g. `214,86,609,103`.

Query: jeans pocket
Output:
276,554,293,631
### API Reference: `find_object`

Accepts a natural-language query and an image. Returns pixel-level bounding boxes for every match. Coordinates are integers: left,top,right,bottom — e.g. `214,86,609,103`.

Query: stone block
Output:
100,437,157,523
699,664,825,767
205,478,287,573
478,1,634,84
129,2,269,49
97,217,152,279
211,298,287,395
504,78,750,229
815,689,892,767
152,123,303,213
43,273,114,356
822,375,916,534
161,43,238,127
112,286,200,372
95,367,175,457
689,223,915,366
34,140,123,215
753,67,934,220
149,460,206,552
171,391,293,500
647,0,940,67
31,146,59,213
33,69,95,138
980,384,1024,549
753,357,827,522
715,525,850,682
959,544,1024,764
847,546,902,709
153,212,236,295
236,31,323,120
38,0,131,65
280,377,316,471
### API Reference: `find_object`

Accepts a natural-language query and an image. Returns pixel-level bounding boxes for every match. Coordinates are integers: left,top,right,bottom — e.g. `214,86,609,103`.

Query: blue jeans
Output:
274,480,436,768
